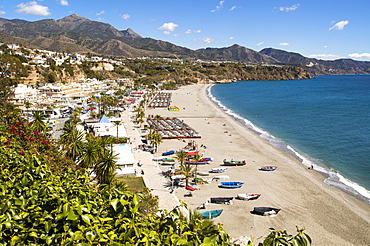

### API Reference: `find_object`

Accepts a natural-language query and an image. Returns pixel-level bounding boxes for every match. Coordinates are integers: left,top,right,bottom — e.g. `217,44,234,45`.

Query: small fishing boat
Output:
200,209,223,219
212,175,229,180
251,207,281,216
210,167,227,173
237,193,261,201
160,161,175,165
185,160,208,165
219,182,244,188
162,158,175,162
259,166,277,171
197,172,210,176
210,197,234,204
162,150,175,156
185,150,199,156
186,186,196,191
223,160,246,166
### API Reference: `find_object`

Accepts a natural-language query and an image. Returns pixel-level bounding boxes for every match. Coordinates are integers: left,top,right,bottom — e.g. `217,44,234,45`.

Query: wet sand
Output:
147,84,370,245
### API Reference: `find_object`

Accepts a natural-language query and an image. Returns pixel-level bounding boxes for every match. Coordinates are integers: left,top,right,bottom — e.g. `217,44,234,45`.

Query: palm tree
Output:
112,120,121,143
31,110,47,132
149,132,162,153
175,150,187,169
78,133,100,169
60,126,85,162
94,148,118,185
191,154,202,184
179,162,195,187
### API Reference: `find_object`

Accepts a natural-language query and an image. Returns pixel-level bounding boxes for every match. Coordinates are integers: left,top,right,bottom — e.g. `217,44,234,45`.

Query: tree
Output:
263,227,312,246
191,154,202,183
94,148,118,185
148,131,162,152
60,126,85,162
112,120,121,143
78,133,100,169
0,54,26,78
179,162,195,187
31,110,48,133
175,150,187,170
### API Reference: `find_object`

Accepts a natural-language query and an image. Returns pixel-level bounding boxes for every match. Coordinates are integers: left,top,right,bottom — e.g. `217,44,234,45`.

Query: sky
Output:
1,0,370,61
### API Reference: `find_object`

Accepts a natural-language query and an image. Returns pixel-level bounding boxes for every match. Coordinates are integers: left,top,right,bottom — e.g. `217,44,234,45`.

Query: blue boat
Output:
219,182,244,188
259,166,277,171
162,150,175,156
200,209,223,219
185,160,208,165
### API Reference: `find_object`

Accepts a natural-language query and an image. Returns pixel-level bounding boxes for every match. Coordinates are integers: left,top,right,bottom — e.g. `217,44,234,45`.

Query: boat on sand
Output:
210,167,227,173
259,166,277,171
210,197,234,204
251,207,281,216
236,193,261,201
223,160,246,166
219,182,244,188
200,209,223,219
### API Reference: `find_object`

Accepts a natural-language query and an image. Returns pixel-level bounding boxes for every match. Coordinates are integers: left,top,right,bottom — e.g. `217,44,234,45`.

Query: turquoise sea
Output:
209,75,370,204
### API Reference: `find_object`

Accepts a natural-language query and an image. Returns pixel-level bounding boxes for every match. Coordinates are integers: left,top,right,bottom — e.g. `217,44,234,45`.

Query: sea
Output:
209,75,370,204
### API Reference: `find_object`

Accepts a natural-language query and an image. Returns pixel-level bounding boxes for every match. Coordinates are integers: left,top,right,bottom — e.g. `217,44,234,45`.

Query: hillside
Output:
260,48,370,75
1,14,369,75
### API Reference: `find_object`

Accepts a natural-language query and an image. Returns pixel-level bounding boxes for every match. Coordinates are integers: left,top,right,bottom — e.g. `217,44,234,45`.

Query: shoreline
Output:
207,84,370,205
147,84,370,245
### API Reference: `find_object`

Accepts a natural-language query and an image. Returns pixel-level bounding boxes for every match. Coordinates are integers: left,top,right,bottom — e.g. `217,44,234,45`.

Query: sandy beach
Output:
146,84,370,245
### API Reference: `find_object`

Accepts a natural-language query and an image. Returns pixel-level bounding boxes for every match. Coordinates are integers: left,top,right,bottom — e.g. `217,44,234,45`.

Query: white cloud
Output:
158,22,178,34
348,53,370,60
229,37,234,40
0,11,6,15
97,17,104,21
308,54,346,60
256,41,264,46
211,0,225,12
59,0,69,6
279,4,300,12
15,1,51,16
329,20,349,30
174,34,180,37
279,42,290,46
200,37,215,45
121,14,130,20
96,10,105,16
229,6,236,11
185,29,202,34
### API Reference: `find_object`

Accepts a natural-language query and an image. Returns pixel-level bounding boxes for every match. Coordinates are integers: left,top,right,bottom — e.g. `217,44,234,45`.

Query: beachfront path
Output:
121,105,180,211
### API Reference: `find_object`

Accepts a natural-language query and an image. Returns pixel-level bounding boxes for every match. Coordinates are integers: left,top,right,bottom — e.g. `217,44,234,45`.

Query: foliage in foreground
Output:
0,145,230,245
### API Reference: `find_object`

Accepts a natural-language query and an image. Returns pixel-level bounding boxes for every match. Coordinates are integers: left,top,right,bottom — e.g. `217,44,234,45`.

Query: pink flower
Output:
33,131,40,134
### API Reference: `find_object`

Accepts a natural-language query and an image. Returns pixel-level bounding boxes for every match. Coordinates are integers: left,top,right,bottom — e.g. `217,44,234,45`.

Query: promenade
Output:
121,105,180,211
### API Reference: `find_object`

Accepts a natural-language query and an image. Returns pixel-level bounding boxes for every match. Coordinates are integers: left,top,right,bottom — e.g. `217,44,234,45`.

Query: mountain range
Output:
1,14,369,75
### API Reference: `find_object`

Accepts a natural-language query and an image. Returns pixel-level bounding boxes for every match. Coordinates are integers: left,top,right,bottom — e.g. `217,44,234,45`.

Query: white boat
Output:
212,175,229,180
160,161,175,165
171,175,186,180
153,156,166,161
197,172,210,176
237,193,261,201
210,167,227,173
